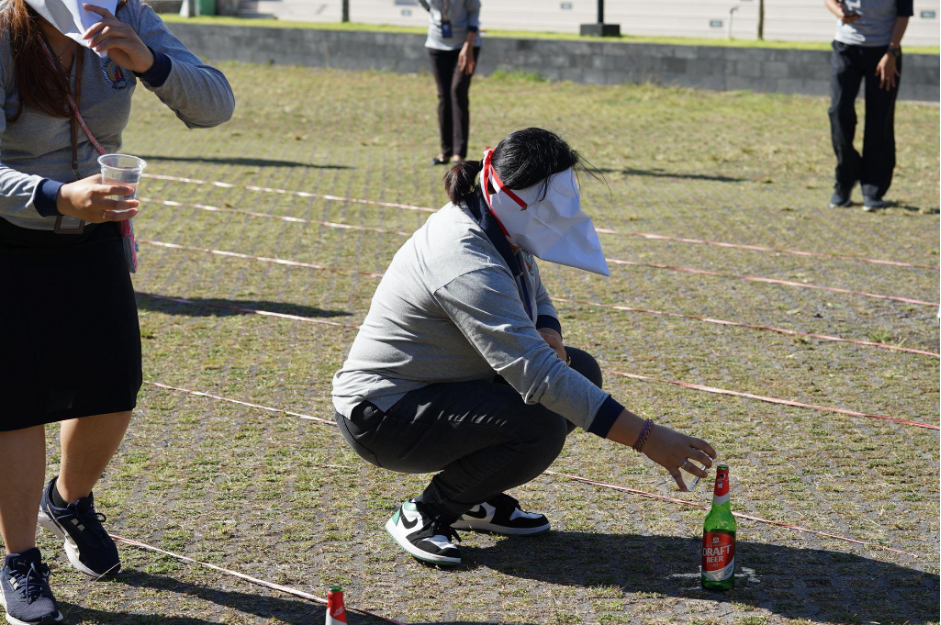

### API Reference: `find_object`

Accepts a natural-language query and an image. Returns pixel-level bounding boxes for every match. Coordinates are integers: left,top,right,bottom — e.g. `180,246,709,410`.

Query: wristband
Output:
632,418,654,452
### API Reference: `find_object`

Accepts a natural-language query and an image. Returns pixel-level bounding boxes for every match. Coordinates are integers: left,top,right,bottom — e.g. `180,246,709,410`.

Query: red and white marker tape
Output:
141,381,924,558
110,534,407,624
603,368,938,430
140,197,937,307
140,239,939,358
142,172,938,270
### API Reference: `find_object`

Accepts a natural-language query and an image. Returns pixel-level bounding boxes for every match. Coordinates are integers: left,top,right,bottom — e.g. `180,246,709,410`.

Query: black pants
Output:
829,41,901,200
336,347,603,519
428,46,481,160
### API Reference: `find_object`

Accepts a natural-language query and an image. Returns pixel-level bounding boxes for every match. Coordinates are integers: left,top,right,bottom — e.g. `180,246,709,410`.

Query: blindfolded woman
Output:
333,128,716,566
0,2,234,622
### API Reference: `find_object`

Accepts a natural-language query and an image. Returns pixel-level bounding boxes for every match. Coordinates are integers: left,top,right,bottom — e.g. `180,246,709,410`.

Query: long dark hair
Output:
1,0,128,122
444,127,583,205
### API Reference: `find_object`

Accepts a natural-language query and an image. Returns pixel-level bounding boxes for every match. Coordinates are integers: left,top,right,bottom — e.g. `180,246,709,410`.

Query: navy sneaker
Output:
451,493,551,535
385,500,462,566
829,184,853,208
0,549,63,625
863,195,886,212
37,478,120,578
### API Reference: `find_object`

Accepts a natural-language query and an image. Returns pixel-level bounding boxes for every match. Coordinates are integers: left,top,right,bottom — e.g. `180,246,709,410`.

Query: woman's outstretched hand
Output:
606,409,717,491
56,174,139,223
642,424,716,491
82,3,154,73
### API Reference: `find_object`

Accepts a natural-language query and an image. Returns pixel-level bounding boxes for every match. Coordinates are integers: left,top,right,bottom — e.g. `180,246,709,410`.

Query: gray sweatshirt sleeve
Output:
125,0,235,128
433,267,623,435
531,260,561,333
466,0,481,30
0,74,53,221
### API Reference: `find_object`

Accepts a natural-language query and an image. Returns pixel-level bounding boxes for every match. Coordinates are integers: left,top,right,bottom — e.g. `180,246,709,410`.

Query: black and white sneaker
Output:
451,493,550,535
37,478,120,578
0,549,63,625
384,500,462,566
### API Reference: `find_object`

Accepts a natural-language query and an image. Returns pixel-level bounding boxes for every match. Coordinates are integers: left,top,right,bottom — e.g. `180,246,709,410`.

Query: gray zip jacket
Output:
332,194,624,437
0,0,235,229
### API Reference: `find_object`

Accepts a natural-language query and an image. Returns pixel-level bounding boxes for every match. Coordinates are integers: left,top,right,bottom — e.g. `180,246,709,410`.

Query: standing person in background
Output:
0,2,234,623
418,0,481,166
825,0,911,211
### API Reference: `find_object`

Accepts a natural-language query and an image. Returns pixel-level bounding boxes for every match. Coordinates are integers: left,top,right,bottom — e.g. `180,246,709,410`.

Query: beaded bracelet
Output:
632,418,654,452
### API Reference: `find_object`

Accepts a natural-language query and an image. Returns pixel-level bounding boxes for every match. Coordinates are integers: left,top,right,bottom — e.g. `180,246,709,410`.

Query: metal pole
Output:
342,0,349,22
728,6,738,39
598,0,604,24
757,0,765,40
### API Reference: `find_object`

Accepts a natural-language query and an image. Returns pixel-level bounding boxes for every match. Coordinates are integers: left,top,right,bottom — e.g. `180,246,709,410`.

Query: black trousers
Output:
428,46,481,159
828,41,901,200
336,347,603,519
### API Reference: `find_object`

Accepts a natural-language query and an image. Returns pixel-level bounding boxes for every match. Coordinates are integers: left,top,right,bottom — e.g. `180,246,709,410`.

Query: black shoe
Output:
863,195,886,212
0,549,63,625
431,155,451,166
451,493,551,535
38,478,120,578
385,500,462,565
829,184,853,208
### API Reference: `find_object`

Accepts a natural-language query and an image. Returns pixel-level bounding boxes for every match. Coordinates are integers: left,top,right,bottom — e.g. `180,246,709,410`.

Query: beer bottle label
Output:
713,467,730,505
701,532,735,581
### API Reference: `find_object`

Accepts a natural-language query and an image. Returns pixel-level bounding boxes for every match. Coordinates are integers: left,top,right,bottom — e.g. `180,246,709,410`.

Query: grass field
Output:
20,63,941,624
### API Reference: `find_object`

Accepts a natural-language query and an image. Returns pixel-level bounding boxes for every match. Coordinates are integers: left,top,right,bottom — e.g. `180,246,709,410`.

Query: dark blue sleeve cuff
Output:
35,179,64,217
897,0,913,16
587,396,624,438
536,315,562,337
135,48,172,88
467,25,479,32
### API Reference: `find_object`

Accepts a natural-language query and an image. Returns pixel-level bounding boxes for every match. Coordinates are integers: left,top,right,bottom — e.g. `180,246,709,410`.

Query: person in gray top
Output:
333,128,717,566
0,2,233,622
825,0,911,211
418,0,482,166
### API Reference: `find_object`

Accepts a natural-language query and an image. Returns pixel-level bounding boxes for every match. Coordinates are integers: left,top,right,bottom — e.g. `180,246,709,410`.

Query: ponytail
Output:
444,160,484,204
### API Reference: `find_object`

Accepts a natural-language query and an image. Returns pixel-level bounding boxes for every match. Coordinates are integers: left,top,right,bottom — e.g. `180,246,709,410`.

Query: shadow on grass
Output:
136,293,353,320
138,155,352,170
468,532,939,624
59,570,324,625
62,570,527,624
593,167,747,183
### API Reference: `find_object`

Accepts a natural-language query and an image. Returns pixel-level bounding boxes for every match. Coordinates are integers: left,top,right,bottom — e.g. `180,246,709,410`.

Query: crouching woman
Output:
332,128,716,566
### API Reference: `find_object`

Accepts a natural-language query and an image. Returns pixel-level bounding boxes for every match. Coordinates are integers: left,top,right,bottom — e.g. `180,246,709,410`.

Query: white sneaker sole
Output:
37,510,108,579
450,519,551,535
0,592,63,625
384,517,461,566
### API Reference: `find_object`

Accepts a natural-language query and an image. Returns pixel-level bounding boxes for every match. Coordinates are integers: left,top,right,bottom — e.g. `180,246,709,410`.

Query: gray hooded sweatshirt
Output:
0,0,235,229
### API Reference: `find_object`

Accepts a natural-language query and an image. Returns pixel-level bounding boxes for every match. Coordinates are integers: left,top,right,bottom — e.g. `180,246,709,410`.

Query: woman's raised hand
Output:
82,3,155,73
56,174,139,223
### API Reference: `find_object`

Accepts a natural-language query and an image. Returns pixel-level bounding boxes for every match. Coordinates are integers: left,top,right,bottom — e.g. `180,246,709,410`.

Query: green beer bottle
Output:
701,463,735,591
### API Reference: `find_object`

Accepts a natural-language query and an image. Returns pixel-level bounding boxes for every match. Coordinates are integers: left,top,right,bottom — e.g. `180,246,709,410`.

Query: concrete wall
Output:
236,0,941,47
165,22,940,101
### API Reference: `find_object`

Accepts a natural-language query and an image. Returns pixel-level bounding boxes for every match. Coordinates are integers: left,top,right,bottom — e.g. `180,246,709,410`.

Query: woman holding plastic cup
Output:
0,0,234,620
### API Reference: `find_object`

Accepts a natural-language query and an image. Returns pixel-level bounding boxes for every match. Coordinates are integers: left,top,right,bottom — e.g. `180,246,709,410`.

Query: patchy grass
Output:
11,64,940,624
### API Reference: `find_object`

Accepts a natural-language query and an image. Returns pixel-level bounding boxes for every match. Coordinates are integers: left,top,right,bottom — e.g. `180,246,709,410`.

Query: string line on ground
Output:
110,534,407,624
139,238,940,358
136,292,936,429
139,197,937,307
141,173,939,270
141,381,922,558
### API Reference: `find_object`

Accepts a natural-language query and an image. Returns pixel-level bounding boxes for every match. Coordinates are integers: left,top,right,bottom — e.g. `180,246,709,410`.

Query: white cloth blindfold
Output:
481,148,610,276
25,0,117,58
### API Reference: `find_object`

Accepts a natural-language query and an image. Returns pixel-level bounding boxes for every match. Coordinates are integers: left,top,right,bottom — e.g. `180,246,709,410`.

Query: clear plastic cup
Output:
98,153,146,202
